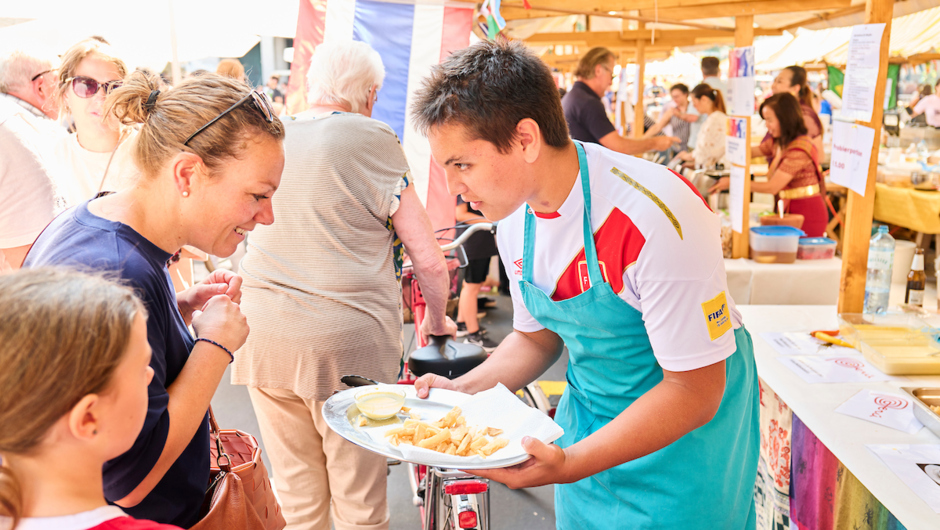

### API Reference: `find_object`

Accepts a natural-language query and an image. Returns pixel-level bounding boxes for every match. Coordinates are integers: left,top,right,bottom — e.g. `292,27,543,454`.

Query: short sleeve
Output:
0,118,57,247
778,148,813,177
582,99,617,142
495,214,544,333
759,135,775,159
102,265,172,500
914,96,930,114
388,172,411,217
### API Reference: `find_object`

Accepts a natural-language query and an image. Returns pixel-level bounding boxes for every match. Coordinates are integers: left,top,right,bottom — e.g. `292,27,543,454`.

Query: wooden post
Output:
837,0,893,313
731,15,754,259
633,21,646,139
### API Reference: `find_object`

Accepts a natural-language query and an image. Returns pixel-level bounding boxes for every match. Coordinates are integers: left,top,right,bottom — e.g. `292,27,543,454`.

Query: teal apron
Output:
519,142,759,529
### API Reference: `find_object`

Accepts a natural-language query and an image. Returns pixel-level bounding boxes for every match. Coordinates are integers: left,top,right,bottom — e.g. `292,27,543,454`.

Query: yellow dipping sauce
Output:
355,388,406,420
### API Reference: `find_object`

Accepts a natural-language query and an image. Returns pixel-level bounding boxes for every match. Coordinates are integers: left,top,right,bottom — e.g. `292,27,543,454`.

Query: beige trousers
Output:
248,387,390,530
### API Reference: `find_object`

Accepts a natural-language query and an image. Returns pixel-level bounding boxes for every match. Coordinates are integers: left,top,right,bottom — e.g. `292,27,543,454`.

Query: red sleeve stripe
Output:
667,168,712,212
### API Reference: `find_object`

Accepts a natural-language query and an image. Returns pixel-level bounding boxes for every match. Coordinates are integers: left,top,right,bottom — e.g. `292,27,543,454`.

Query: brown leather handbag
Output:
190,408,286,530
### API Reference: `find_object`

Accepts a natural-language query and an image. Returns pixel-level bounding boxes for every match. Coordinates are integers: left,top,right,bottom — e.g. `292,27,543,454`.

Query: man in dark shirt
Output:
562,47,676,155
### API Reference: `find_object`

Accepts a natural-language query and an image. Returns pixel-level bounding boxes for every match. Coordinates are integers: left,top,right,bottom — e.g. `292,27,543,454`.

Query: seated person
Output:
711,93,828,237
0,268,179,530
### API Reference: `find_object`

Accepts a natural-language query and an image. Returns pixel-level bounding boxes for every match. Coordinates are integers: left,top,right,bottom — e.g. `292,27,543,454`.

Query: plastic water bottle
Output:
864,225,895,314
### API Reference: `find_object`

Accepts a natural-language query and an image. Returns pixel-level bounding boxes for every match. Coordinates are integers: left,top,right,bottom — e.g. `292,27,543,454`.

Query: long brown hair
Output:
0,268,146,528
760,92,807,149
105,70,285,179
55,37,128,120
783,66,813,109
691,83,726,114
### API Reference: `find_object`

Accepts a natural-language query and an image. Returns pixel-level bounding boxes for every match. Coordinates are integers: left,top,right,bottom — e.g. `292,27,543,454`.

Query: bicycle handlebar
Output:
440,222,494,252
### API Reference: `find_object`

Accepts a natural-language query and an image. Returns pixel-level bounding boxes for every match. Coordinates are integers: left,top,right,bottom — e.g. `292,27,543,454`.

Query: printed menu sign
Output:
842,23,886,122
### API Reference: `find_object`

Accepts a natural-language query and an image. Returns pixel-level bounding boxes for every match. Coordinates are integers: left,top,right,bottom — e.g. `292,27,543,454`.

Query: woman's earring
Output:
182,191,189,197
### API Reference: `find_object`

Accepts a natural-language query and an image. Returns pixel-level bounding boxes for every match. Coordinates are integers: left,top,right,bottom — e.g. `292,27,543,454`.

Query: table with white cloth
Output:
724,258,842,305
744,305,940,529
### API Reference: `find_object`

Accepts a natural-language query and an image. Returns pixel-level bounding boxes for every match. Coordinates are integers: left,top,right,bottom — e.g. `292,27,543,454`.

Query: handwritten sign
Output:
830,120,874,196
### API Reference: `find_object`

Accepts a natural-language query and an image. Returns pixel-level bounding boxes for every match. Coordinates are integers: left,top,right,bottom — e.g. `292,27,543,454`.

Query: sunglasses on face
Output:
183,91,275,147
68,76,123,98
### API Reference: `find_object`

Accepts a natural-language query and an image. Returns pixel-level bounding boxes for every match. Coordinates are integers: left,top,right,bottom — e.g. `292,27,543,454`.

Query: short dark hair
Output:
760,92,807,148
575,47,615,80
669,83,689,95
411,40,570,154
701,56,720,76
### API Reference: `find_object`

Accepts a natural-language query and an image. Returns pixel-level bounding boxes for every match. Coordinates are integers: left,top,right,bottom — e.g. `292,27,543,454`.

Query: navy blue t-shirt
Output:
24,200,208,528
561,81,616,145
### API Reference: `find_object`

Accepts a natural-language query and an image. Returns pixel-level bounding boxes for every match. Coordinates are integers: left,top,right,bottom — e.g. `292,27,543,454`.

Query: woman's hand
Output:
709,176,730,193
177,270,243,324
470,437,574,489
192,295,250,355
676,150,693,162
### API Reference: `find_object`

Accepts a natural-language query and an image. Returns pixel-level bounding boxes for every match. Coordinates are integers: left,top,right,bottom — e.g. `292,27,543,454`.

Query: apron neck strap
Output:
522,141,603,287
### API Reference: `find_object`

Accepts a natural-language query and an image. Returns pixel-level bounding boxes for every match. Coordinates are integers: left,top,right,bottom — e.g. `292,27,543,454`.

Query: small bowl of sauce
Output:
355,385,406,420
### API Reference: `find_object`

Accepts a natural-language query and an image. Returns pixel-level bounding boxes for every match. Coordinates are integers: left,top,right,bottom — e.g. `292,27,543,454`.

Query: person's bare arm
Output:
393,185,454,339
642,109,672,138
0,245,31,270
599,131,678,155
116,296,248,507
473,360,727,488
415,327,564,397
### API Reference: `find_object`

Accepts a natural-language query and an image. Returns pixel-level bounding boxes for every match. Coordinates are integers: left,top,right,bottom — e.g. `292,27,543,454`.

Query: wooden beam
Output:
634,21,646,140
524,32,706,50
779,4,867,31
837,0,894,313
526,29,738,44
500,3,735,30
731,15,753,259
639,0,852,20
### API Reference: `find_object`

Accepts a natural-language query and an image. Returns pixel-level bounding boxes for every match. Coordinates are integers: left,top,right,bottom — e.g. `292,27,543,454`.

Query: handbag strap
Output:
208,406,232,472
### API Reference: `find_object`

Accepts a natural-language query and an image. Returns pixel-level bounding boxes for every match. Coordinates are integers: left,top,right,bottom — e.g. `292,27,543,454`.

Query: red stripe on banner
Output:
285,0,327,116
426,7,474,234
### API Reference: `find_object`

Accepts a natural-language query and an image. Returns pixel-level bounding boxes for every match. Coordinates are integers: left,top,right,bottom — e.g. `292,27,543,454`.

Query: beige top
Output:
233,112,410,401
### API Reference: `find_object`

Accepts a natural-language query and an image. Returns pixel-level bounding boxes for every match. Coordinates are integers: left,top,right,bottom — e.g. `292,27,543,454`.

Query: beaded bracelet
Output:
195,337,234,363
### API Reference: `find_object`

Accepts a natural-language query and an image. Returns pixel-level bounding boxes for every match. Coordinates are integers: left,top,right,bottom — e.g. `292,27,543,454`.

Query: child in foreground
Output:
0,268,179,530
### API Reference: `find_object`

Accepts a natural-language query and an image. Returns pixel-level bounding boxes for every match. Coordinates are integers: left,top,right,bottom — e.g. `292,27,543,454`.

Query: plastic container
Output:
797,237,836,260
749,226,806,264
838,312,940,375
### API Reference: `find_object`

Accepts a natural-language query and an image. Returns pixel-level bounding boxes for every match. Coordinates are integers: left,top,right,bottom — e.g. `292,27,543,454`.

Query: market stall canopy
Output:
505,0,938,59
0,0,301,71
757,4,940,71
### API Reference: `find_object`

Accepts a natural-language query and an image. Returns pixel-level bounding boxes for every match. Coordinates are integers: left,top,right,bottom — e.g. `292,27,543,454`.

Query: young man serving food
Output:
411,40,759,528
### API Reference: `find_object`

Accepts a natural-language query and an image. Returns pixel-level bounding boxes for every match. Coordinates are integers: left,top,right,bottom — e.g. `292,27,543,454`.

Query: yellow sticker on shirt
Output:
701,291,732,341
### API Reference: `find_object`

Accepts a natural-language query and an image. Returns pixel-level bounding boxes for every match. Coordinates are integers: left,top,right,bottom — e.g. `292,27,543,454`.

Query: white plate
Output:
322,386,532,470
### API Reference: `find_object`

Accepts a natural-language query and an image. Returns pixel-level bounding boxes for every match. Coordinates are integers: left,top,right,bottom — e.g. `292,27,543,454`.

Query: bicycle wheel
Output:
519,383,552,415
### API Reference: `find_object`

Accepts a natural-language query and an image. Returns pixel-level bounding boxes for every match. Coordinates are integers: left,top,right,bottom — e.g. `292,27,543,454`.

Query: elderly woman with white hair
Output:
232,40,455,530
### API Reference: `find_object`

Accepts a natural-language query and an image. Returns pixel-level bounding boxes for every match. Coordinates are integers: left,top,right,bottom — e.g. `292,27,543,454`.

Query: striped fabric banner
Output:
287,0,474,232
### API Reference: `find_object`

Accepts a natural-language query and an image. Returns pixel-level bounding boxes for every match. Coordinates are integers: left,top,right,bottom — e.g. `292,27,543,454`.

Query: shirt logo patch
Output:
514,258,523,276
577,261,609,292
701,291,732,341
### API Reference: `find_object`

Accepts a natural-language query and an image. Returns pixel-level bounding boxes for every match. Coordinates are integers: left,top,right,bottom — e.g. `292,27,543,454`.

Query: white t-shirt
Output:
12,505,126,530
54,131,139,207
914,94,940,127
0,95,64,248
496,142,742,372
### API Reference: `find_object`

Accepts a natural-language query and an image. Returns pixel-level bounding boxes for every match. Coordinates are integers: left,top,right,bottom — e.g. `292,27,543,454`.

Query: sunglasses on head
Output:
68,76,123,98
183,91,275,147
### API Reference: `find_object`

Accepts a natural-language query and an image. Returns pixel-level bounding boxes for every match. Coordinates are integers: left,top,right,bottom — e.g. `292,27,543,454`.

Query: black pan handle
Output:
341,374,379,387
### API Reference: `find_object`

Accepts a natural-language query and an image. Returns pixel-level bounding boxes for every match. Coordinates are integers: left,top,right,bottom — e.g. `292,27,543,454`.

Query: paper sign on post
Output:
729,164,746,233
830,120,874,196
726,117,747,167
836,390,924,434
728,47,755,117
842,23,886,122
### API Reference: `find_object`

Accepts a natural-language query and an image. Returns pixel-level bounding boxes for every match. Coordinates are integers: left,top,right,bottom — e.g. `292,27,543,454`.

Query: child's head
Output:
0,268,152,524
